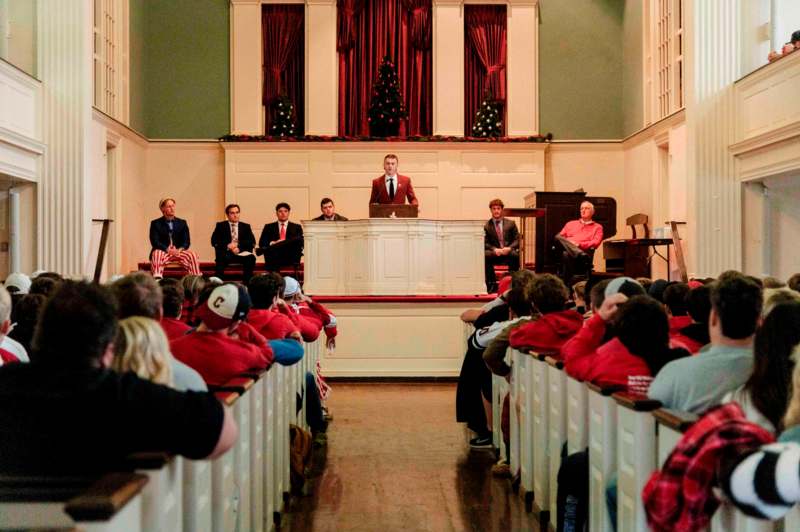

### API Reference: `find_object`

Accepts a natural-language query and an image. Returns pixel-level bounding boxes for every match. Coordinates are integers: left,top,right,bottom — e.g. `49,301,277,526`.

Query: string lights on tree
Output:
471,90,503,138
269,94,297,137
367,55,408,137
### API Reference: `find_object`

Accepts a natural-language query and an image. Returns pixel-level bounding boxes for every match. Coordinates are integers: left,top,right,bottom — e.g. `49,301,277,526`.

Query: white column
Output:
506,0,538,135
685,0,743,276
432,0,464,135
230,0,263,135
9,188,20,274
305,0,337,135
38,0,92,276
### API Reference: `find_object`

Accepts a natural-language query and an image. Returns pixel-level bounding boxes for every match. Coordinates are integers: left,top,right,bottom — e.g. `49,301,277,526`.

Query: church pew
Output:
512,348,535,511
530,352,551,522
566,374,589,455
213,381,252,532
123,453,183,532
587,383,622,532
612,392,661,532
509,349,521,490
545,356,567,531
0,472,148,531
492,370,508,455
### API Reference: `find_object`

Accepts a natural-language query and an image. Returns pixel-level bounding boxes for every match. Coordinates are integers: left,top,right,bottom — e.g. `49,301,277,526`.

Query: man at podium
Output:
369,154,419,206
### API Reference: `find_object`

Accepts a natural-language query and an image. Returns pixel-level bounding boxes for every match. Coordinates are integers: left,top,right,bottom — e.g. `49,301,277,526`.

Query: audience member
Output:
763,276,786,289
648,273,762,413
0,286,19,365
571,280,587,315
4,272,31,296
113,316,174,387
788,273,800,293
180,274,207,325
8,293,47,355
0,280,237,474
247,273,300,340
148,197,202,279
636,277,653,293
278,277,337,346
111,272,206,391
662,282,692,335
722,300,800,432
762,287,800,318
647,279,669,303
460,275,513,324
160,281,192,340
171,283,274,386
671,284,712,353
29,276,60,298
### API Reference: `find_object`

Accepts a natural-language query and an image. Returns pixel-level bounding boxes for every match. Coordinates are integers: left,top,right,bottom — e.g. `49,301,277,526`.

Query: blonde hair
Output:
159,197,176,210
113,316,174,387
763,287,800,318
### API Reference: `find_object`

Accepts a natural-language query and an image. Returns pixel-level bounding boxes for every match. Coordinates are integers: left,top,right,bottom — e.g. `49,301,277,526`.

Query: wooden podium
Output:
369,204,419,218
502,207,545,268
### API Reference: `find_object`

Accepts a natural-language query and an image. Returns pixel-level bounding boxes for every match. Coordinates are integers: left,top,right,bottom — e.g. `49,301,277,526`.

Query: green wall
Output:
622,0,644,136
538,0,625,139
130,0,229,139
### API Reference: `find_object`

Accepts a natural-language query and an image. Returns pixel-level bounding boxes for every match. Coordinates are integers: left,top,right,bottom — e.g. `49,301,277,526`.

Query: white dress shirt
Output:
385,174,397,196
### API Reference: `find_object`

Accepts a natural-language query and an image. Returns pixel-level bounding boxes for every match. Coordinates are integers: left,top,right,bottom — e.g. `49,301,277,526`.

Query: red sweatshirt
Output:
161,317,192,341
562,314,652,394
0,348,19,365
247,309,298,340
559,220,603,250
508,309,584,353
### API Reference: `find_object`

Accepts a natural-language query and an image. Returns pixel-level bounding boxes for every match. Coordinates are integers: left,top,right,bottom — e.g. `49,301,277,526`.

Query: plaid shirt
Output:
642,403,774,532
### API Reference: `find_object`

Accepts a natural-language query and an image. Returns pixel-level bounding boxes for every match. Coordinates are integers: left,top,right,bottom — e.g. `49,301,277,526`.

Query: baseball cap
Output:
605,276,646,299
196,283,251,329
4,273,31,294
283,276,301,298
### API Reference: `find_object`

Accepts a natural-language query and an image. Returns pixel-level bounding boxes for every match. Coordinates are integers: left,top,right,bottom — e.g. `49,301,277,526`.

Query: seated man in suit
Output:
149,198,202,279
211,203,257,284
368,154,419,206
258,202,304,271
484,198,520,292
312,197,348,221
555,200,604,285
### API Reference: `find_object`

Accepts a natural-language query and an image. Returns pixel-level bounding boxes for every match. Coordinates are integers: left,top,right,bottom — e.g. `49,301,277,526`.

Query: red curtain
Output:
262,5,305,135
464,5,507,136
337,0,432,136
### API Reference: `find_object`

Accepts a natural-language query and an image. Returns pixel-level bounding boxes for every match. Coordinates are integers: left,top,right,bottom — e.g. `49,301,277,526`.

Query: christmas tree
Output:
269,94,297,137
471,92,503,138
367,55,407,137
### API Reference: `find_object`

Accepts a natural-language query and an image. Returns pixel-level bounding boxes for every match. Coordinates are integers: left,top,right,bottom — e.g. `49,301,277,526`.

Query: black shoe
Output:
469,433,494,449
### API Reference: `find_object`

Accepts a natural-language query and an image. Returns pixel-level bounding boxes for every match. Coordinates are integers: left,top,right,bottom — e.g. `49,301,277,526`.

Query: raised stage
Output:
314,295,492,377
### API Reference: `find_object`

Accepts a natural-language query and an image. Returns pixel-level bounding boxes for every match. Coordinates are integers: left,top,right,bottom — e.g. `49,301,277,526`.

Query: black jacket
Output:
484,218,520,255
258,221,304,250
311,213,349,221
149,217,191,256
211,221,256,254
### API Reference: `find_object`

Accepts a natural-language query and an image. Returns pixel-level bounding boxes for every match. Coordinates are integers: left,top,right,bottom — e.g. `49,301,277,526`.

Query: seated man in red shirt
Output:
159,279,192,340
247,273,300,340
171,283,274,386
556,201,604,285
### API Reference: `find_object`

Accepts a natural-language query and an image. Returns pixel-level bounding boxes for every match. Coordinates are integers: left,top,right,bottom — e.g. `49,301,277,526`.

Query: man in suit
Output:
211,204,257,284
368,154,419,206
484,198,520,292
149,198,201,279
258,202,304,271
312,197,348,221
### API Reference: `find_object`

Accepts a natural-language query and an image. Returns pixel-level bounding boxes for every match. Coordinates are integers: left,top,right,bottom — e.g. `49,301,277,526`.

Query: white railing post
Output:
587,383,618,532
546,357,567,531
530,353,550,521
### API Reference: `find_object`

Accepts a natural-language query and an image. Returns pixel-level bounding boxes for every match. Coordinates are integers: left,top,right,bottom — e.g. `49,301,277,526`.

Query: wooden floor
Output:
282,382,542,531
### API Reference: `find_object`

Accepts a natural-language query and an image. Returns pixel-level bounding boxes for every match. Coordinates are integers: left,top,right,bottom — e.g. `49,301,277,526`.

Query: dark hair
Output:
589,279,612,310
648,279,669,303
489,198,504,209
710,274,763,339
614,295,689,375
788,273,800,293
181,275,206,303
8,293,47,354
275,202,291,211
663,283,690,316
32,281,118,367
507,270,535,317
746,275,764,288
320,197,333,208
248,273,284,309
35,272,64,281
792,30,800,44
111,272,162,320
636,277,653,293
687,284,712,324
744,301,800,432
527,274,568,314
225,203,240,214
161,283,184,319
29,276,60,298
572,281,586,300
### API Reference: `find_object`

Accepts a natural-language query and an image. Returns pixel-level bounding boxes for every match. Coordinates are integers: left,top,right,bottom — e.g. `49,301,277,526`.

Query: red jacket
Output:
247,309,298,340
668,316,705,354
161,317,192,341
668,315,693,334
0,348,19,365
278,301,337,342
562,314,652,393
368,174,418,205
509,309,583,353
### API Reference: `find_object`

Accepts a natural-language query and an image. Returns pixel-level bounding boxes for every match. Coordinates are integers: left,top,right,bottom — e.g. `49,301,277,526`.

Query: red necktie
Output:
495,221,504,247
279,223,286,241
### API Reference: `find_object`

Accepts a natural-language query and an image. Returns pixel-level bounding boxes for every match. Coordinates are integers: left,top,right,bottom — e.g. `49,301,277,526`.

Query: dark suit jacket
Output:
211,221,256,254
484,218,520,256
369,174,418,205
312,213,349,221
258,221,304,250
149,217,191,256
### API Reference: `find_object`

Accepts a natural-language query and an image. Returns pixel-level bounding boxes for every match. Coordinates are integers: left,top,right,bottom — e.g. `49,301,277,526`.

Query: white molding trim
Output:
621,109,686,149
0,58,41,89
0,126,45,155
92,108,149,147
729,121,800,157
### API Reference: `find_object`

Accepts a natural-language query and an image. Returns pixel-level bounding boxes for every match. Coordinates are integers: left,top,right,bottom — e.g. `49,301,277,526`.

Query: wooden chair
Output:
626,214,650,239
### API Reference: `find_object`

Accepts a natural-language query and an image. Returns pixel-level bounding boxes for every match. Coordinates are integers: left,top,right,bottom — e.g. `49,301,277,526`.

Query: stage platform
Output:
314,294,494,378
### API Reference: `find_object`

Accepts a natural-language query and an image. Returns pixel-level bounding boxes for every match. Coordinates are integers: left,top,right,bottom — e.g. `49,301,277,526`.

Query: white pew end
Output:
545,356,567,531
587,383,621,532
